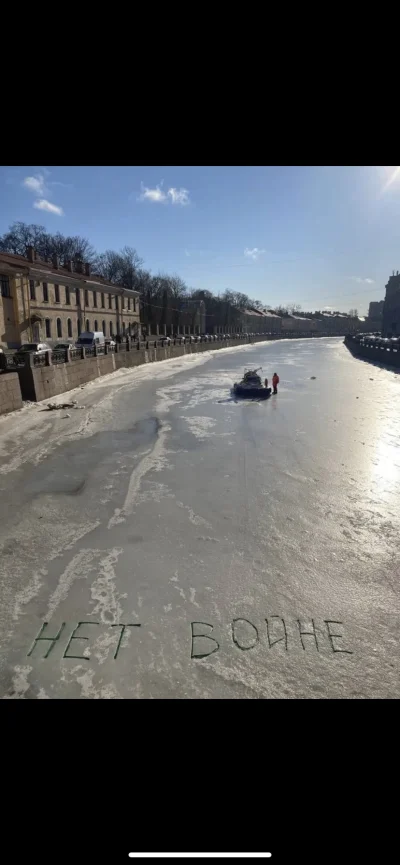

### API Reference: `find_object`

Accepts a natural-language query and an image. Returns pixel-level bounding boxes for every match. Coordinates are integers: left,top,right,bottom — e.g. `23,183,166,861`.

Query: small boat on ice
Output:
233,367,272,399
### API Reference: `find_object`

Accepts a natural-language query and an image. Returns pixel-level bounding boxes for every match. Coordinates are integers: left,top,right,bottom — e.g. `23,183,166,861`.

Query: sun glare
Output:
382,165,400,192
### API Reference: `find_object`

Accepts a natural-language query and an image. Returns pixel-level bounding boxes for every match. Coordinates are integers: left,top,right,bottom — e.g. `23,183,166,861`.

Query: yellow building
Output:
0,248,141,348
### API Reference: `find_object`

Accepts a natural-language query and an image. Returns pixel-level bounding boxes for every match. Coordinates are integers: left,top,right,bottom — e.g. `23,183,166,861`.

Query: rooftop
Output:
0,250,140,296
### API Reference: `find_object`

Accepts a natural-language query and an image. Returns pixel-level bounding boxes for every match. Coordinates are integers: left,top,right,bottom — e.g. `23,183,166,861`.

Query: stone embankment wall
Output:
344,336,400,368
0,372,23,416
16,336,254,402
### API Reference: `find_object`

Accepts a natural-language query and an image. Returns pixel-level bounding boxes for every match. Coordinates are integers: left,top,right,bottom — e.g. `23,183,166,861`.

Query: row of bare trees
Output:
1,221,323,329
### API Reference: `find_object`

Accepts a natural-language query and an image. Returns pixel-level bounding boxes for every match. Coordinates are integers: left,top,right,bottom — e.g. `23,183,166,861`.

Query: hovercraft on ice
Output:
233,367,272,399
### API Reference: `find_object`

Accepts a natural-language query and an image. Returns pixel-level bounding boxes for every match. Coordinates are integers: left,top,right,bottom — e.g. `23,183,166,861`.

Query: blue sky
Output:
1,165,400,314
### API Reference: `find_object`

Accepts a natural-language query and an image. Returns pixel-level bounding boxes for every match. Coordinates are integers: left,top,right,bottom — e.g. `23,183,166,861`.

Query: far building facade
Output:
364,299,384,332
382,271,400,337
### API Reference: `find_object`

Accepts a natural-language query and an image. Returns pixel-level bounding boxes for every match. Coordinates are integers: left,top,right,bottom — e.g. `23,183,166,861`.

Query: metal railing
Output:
52,349,68,365
69,348,83,361
33,353,47,367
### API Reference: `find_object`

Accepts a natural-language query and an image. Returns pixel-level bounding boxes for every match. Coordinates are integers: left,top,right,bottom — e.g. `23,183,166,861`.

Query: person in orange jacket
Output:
272,372,279,394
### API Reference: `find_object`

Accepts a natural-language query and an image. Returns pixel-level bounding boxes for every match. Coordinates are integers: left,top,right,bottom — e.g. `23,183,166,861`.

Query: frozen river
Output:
0,337,398,698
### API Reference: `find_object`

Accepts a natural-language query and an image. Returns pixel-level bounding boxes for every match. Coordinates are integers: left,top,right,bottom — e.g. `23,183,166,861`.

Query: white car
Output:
18,342,51,355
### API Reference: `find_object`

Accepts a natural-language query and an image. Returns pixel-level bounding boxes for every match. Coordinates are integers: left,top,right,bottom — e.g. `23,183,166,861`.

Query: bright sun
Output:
382,166,400,191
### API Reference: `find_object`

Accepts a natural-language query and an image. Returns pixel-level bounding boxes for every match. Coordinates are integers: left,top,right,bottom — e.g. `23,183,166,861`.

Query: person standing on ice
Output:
272,372,279,394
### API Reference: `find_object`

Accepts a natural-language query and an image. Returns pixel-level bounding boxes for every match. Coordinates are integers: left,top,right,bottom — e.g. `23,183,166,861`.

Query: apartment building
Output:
382,271,400,337
0,248,141,348
281,314,318,333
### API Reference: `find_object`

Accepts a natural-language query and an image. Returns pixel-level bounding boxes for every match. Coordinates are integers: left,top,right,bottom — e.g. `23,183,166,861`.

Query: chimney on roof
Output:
52,254,59,270
27,246,35,263
84,262,91,276
67,260,73,272
75,259,84,274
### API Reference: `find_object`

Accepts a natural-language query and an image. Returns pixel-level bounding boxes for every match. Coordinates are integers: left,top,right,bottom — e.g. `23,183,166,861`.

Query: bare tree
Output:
0,221,97,266
0,221,47,256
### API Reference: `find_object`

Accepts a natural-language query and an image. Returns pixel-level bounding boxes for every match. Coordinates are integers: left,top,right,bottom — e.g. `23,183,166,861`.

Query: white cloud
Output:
168,187,190,206
23,173,47,196
244,247,265,261
33,199,64,216
349,276,375,284
138,182,167,203
184,249,191,257
138,182,190,205
50,180,72,189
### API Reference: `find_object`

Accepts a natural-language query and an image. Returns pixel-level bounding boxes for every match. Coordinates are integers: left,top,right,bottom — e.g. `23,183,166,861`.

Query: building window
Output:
76,288,80,305
55,284,60,303
127,298,131,310
121,295,125,309
123,322,126,335
86,319,90,332
133,297,136,313
110,321,113,336
29,279,36,301
57,317,62,337
101,293,105,308
115,295,118,310
102,320,106,336
65,287,70,305
67,318,72,338
94,320,98,331
108,294,112,309
93,291,97,307
43,282,49,302
85,289,89,306
77,319,81,336
45,318,51,338
1,276,11,298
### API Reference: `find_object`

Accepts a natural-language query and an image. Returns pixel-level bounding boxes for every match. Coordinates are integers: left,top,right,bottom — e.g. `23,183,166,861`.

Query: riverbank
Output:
344,335,400,369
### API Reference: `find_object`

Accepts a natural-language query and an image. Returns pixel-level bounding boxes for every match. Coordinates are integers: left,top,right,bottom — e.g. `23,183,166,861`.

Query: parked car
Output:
160,336,171,345
18,342,51,355
76,331,105,348
53,341,76,352
105,338,116,348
